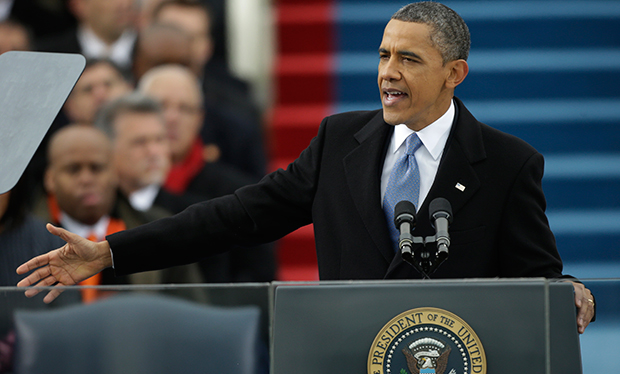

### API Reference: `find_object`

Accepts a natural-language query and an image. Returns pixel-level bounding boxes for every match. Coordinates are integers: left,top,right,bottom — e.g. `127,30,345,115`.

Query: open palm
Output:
16,224,112,303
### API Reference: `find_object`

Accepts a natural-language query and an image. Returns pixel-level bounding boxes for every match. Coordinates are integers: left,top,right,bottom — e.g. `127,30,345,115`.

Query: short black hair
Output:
392,2,470,63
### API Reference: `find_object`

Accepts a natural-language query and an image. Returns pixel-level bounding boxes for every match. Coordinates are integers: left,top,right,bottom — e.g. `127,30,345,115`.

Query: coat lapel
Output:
343,111,396,264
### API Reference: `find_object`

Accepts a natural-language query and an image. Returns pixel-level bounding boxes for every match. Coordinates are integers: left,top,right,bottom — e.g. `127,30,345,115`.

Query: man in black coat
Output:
17,2,595,332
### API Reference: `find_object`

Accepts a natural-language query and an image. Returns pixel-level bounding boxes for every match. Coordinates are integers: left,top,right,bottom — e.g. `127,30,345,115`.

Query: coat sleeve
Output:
108,117,331,276
497,151,565,278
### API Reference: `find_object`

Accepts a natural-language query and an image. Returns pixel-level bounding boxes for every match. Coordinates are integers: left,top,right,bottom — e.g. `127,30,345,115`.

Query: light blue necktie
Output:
383,133,423,251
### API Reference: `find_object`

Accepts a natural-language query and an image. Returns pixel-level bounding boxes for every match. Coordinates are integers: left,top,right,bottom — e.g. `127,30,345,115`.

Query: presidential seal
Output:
367,307,486,374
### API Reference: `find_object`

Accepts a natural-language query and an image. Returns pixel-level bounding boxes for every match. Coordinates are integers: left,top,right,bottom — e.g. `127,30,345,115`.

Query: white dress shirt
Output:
129,184,160,212
60,213,110,242
77,25,136,69
381,99,455,210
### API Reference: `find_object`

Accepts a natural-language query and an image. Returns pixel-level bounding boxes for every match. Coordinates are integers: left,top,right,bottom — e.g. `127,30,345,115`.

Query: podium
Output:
271,279,581,374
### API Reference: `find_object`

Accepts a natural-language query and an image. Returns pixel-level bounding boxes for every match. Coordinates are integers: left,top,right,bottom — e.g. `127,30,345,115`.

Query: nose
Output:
146,139,166,158
163,105,180,126
379,57,400,81
77,168,96,185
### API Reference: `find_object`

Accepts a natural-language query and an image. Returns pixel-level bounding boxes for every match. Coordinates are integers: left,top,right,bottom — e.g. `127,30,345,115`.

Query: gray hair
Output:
392,2,470,63
94,92,163,139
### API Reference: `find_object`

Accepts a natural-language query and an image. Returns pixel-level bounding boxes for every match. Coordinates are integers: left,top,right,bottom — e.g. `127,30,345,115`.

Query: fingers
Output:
43,287,65,304
572,282,595,334
21,273,58,297
577,295,595,334
16,263,52,287
47,223,81,243
16,252,50,275
23,280,66,304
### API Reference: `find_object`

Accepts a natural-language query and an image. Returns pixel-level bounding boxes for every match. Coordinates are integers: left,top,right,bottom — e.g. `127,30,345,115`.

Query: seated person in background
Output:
135,67,277,282
137,64,257,198
95,92,202,216
33,124,203,302
96,92,275,283
36,0,137,74
63,58,133,126
151,0,267,179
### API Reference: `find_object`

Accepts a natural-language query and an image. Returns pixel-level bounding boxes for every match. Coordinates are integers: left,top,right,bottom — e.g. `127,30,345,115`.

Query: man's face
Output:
378,20,453,131
155,5,212,75
113,111,171,192
74,0,135,43
45,127,117,225
64,62,131,124
142,74,203,163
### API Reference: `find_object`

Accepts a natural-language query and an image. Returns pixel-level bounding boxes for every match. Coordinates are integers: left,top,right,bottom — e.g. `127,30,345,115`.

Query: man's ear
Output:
446,59,469,89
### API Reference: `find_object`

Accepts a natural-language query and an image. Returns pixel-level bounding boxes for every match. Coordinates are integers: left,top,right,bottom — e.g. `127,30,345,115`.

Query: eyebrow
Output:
378,48,423,61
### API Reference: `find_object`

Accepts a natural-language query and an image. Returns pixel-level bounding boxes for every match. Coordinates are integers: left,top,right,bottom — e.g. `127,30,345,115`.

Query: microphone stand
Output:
399,197,452,278
402,235,445,279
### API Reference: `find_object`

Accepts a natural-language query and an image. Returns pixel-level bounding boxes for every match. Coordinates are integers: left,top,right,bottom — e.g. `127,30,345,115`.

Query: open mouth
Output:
383,89,407,105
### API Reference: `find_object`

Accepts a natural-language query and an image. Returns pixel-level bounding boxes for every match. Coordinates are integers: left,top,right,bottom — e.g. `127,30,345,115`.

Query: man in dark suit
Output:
17,2,595,332
36,0,136,74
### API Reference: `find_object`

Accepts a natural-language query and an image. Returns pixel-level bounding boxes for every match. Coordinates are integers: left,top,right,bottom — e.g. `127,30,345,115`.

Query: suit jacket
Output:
35,27,81,55
109,97,565,280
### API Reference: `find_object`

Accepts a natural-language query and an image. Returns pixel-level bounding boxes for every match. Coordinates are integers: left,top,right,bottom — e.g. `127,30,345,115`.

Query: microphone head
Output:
394,200,416,226
429,197,453,224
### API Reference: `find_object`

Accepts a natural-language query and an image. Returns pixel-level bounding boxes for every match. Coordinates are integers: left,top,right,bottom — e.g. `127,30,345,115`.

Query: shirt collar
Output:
77,25,136,68
60,212,110,241
390,99,455,161
129,184,160,212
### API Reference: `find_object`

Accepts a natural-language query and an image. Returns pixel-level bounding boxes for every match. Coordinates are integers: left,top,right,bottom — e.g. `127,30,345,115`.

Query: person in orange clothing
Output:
33,124,122,302
33,124,203,302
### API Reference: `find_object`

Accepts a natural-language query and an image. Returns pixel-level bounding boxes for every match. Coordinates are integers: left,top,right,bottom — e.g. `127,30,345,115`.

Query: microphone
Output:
429,197,453,266
394,200,417,261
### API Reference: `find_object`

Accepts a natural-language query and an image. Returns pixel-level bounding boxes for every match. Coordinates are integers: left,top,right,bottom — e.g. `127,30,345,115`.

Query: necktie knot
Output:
404,133,422,156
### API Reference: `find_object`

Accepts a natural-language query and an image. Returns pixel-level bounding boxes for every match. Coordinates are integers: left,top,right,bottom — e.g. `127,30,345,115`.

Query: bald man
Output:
43,125,118,229
35,124,204,300
137,64,256,198
150,0,266,179
137,65,276,283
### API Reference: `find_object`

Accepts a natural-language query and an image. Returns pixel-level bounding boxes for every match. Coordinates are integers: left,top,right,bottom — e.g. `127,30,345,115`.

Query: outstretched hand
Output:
16,224,113,303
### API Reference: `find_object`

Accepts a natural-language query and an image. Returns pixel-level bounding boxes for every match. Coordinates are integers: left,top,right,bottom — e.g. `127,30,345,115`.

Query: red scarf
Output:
164,138,206,194
47,194,126,303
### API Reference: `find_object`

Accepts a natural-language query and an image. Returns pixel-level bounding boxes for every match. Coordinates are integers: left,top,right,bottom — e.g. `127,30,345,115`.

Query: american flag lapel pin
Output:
455,182,466,192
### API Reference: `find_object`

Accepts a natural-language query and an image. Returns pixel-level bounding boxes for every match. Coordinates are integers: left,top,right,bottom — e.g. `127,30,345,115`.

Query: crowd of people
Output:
0,0,276,296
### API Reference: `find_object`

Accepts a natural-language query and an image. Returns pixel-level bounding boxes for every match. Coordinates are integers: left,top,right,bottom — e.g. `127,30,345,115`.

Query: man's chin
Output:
382,111,403,126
